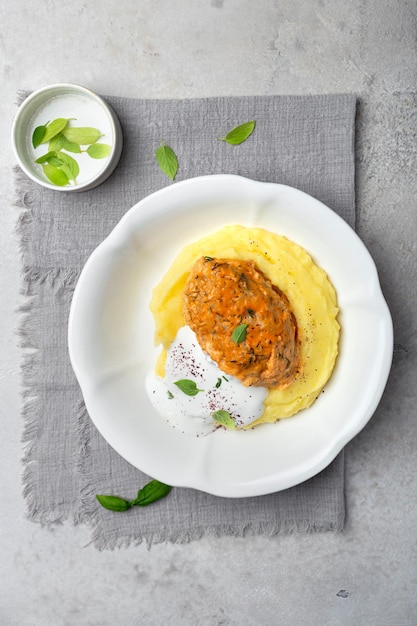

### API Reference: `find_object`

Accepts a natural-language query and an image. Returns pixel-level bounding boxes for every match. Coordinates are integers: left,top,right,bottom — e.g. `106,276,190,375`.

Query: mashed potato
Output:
150,225,339,425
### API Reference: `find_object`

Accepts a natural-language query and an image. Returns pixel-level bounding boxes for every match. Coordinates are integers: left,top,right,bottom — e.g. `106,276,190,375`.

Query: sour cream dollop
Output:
145,325,267,436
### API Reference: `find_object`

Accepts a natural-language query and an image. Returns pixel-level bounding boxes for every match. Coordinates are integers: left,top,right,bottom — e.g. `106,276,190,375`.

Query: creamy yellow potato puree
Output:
150,225,339,425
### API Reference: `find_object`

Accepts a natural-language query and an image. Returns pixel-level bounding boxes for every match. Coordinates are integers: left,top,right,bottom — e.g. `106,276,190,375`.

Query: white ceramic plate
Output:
68,175,393,497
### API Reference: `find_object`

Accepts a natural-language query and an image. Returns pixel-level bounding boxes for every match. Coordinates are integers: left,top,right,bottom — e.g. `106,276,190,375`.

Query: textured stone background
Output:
1,1,416,624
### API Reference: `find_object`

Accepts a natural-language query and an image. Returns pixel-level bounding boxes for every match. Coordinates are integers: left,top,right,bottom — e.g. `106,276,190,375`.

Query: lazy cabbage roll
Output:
183,257,301,389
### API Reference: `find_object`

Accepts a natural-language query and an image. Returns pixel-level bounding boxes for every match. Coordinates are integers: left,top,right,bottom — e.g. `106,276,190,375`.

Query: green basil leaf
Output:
86,143,112,159
63,126,103,145
35,150,57,164
218,120,256,145
215,377,222,388
62,139,82,153
49,132,82,153
96,479,172,513
32,124,48,149
48,156,64,167
231,322,248,344
155,142,178,180
41,163,69,186
41,118,70,144
48,133,66,151
133,480,172,506
211,410,236,429
56,151,80,180
58,134,82,153
173,379,204,396
167,390,174,399
96,495,132,512
57,164,75,183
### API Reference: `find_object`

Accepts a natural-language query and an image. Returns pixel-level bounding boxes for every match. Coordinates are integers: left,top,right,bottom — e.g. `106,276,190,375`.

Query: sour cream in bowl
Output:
146,325,268,436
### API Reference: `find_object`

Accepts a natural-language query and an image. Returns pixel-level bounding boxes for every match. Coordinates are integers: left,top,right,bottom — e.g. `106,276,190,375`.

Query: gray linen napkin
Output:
17,93,356,547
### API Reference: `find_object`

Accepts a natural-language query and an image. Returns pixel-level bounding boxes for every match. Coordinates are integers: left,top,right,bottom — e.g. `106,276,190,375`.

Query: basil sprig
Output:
35,150,80,186
96,479,172,512
31,117,112,187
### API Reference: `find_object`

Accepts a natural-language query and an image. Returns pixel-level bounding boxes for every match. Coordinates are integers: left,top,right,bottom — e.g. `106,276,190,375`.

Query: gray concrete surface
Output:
1,1,416,624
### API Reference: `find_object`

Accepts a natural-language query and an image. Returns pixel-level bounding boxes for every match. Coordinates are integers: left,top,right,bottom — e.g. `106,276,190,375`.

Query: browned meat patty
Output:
182,257,301,388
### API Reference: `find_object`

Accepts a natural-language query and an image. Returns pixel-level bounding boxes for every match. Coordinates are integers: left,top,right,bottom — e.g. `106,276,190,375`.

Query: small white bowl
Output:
12,83,123,192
